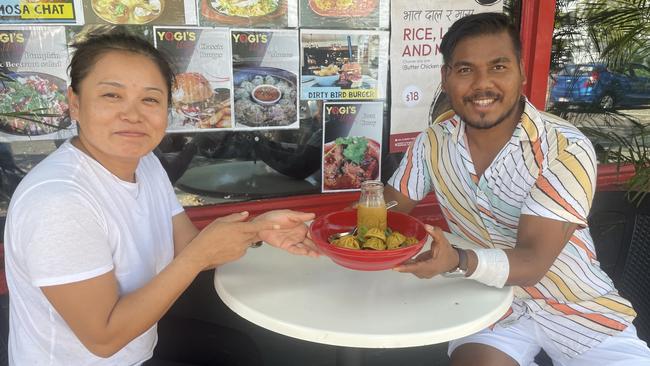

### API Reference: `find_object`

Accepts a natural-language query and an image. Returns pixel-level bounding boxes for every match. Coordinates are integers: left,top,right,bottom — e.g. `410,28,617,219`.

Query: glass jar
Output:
357,180,387,231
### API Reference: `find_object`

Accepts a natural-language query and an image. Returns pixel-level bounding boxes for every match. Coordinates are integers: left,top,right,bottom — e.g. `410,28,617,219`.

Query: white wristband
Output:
466,248,509,288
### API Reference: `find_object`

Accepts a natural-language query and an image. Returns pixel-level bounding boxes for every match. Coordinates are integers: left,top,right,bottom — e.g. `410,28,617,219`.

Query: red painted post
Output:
520,0,556,110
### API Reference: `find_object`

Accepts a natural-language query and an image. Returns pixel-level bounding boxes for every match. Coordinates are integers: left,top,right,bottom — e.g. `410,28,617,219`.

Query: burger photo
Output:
172,72,231,128
339,62,363,89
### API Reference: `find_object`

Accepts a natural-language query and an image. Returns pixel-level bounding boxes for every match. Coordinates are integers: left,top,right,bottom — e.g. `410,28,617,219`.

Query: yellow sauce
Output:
357,205,387,231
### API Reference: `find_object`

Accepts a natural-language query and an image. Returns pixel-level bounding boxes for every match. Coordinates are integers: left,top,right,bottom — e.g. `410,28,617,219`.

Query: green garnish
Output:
356,226,368,242
335,136,368,164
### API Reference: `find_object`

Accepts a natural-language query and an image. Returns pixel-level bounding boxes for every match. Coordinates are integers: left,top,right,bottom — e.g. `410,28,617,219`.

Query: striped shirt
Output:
388,99,636,357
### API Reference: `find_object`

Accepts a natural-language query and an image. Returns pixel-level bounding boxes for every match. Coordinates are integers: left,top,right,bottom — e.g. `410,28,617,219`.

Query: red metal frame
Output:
520,0,556,110
185,0,562,222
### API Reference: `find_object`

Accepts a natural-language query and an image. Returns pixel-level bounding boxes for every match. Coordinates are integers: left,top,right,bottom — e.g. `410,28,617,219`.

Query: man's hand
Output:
393,225,459,278
254,210,320,257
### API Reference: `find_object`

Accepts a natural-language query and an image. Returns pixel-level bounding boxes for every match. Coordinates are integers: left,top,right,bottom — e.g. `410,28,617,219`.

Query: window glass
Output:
546,0,650,169
0,0,522,220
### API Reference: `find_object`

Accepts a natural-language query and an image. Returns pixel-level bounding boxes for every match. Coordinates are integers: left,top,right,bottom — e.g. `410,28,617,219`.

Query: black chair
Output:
590,191,650,342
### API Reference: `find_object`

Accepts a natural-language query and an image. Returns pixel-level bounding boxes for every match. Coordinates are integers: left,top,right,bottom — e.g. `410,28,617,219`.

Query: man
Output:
385,12,650,366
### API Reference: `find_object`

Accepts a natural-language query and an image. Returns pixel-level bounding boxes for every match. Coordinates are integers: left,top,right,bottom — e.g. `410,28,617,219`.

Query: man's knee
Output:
450,343,519,366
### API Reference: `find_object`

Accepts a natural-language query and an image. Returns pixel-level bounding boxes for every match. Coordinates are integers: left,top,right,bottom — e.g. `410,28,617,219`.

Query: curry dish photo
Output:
91,0,163,24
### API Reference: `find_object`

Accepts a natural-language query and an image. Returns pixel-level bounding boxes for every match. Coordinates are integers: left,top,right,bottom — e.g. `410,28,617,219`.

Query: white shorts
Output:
448,316,650,366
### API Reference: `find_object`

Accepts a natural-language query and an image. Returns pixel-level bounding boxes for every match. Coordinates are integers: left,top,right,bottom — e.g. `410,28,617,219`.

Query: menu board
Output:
154,26,233,132
299,0,389,29
300,29,388,101
0,26,74,142
82,0,196,25
198,0,298,28
389,0,503,152
231,29,299,130
322,101,382,192
0,0,77,24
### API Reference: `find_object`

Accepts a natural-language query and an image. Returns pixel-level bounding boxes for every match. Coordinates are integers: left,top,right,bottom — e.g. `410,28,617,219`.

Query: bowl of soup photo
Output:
309,210,428,271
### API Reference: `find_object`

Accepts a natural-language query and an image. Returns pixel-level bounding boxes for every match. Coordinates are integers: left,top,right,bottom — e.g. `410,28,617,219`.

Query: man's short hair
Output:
440,12,521,65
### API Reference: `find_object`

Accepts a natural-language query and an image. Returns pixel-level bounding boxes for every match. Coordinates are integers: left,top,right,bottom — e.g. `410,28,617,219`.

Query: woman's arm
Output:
41,217,270,358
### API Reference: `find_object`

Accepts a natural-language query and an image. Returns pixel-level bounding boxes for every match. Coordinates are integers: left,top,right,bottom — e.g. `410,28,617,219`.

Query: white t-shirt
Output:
4,140,184,365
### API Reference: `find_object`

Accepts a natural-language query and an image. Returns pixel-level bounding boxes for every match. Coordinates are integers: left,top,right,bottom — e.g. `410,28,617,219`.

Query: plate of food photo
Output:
323,136,380,190
308,0,377,17
200,0,287,25
91,0,163,24
233,67,297,128
0,72,71,136
171,72,232,129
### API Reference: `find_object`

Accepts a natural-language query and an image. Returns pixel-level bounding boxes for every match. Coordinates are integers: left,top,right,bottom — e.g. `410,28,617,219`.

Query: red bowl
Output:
310,210,428,271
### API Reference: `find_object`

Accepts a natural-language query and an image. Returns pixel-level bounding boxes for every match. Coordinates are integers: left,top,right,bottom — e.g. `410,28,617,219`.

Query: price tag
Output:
402,85,423,107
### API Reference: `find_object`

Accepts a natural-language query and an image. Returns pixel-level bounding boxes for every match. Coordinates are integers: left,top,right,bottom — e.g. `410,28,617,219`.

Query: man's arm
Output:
383,185,419,214
396,214,578,287
463,214,579,286
500,214,578,286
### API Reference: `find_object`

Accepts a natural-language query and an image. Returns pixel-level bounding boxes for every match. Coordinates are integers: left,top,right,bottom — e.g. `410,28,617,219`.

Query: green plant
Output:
581,124,650,205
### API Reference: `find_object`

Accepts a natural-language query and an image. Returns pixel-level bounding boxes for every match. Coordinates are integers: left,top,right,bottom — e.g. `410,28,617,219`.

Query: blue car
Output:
549,63,650,110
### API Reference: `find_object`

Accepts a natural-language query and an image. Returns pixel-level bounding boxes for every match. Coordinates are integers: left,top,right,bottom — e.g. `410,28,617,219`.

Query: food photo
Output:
233,67,298,128
322,136,380,190
307,0,378,17
0,72,70,136
200,0,287,25
304,59,371,89
171,72,232,129
91,0,163,24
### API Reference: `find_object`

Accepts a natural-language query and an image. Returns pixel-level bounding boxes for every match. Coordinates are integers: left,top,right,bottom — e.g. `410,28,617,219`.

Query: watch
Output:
442,245,468,278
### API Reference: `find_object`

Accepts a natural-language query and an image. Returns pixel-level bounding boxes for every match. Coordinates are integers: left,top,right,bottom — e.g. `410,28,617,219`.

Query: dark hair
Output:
440,12,521,65
68,30,175,103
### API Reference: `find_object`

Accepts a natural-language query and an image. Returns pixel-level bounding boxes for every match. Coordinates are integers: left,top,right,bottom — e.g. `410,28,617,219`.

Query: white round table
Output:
214,232,513,365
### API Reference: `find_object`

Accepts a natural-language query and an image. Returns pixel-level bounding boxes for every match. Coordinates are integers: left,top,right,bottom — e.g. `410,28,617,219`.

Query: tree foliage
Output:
580,0,650,68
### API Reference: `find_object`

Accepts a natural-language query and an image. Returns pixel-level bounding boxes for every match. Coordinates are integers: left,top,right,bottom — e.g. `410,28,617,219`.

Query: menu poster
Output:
389,0,503,152
0,0,77,23
198,0,298,28
154,27,233,132
66,24,152,45
322,101,382,193
82,0,194,26
299,0,389,29
301,29,388,101
0,26,74,142
231,29,299,130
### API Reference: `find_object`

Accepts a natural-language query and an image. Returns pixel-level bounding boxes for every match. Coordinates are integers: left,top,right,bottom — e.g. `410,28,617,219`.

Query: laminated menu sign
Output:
299,0,389,29
198,0,298,28
0,0,77,23
389,0,503,152
0,26,74,142
231,29,299,130
322,101,382,193
301,29,388,101
82,0,196,25
154,27,233,132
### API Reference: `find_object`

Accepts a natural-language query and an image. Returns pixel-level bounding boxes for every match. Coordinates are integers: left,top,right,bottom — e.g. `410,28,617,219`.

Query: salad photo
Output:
0,72,70,136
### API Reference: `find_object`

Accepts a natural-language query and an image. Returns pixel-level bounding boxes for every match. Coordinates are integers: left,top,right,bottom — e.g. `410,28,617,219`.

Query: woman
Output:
3,32,317,365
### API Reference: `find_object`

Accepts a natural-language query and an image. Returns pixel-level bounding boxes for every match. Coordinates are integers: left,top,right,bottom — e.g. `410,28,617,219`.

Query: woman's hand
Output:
393,225,459,278
254,210,320,257
184,212,276,269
